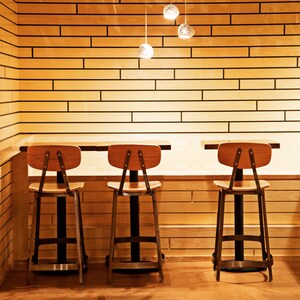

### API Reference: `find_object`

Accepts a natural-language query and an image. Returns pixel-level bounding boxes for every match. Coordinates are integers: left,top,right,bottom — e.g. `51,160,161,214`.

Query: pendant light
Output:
139,0,154,59
178,0,195,39
163,3,180,20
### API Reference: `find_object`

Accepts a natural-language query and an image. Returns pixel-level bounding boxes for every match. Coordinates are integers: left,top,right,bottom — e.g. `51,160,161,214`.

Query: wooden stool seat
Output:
213,179,270,191
29,182,85,194
107,181,161,193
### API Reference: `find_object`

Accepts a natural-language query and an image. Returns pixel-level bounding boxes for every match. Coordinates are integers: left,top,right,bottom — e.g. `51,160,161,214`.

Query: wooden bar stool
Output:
27,145,87,284
106,144,164,283
213,142,273,281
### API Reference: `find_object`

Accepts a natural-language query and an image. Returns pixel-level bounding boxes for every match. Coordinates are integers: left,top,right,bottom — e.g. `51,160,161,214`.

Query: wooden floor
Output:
0,257,299,300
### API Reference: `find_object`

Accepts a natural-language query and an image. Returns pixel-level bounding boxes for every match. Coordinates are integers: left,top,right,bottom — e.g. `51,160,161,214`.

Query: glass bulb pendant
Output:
139,43,154,59
178,23,195,39
163,4,180,20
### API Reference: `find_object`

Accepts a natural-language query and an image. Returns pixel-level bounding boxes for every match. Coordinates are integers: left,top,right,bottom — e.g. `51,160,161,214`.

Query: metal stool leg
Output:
32,196,41,264
74,191,84,284
216,190,226,282
108,191,118,283
261,190,273,281
257,193,267,260
152,191,164,282
27,193,39,285
213,190,222,270
77,193,88,267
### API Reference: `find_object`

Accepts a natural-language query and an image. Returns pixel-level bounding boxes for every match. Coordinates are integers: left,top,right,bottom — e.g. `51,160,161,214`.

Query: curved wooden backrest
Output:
218,142,272,169
27,145,81,171
108,144,161,170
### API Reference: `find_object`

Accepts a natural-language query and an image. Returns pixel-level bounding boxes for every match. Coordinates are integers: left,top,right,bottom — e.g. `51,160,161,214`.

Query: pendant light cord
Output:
145,0,148,43
184,0,187,24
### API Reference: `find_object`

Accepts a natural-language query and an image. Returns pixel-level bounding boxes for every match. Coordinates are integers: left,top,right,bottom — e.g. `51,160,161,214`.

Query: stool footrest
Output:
220,259,273,269
222,234,263,242
110,261,160,270
114,236,157,244
37,237,77,245
32,262,80,272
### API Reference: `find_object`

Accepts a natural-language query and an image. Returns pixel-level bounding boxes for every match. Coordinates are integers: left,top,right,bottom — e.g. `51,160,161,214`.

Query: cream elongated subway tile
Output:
54,80,155,90
276,78,300,88
19,58,83,69
182,111,283,122
70,100,256,111
175,69,223,79
61,25,106,36
259,99,300,110
240,79,275,89
19,25,60,36
19,91,100,101
286,111,300,121
19,69,119,80
18,3,76,14
102,91,201,101
251,46,300,57
225,68,300,78
133,112,181,122
213,24,283,35
261,2,300,13
141,57,296,69
232,12,300,24
20,112,131,123
204,89,300,100
193,47,248,58
230,121,300,132
157,79,238,90
121,69,174,80
19,122,228,134
286,24,300,34
19,102,67,111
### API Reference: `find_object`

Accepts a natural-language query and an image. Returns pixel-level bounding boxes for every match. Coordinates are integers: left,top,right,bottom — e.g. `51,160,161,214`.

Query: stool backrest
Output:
27,145,81,171
108,144,161,193
27,145,81,195
218,142,272,169
108,144,161,170
218,142,272,191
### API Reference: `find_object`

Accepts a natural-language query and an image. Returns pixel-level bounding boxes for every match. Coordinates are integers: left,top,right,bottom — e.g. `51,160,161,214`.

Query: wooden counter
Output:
0,134,299,274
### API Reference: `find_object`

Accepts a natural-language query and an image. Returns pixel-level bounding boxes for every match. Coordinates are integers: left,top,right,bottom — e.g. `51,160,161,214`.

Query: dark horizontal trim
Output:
20,141,171,152
202,140,280,149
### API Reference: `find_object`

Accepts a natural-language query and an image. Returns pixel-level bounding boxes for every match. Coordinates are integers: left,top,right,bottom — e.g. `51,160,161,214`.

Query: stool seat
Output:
29,182,85,193
26,145,87,284
213,179,270,192
107,181,161,193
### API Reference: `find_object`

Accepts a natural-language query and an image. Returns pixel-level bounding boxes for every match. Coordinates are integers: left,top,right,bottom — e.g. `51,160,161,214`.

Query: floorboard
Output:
0,258,299,300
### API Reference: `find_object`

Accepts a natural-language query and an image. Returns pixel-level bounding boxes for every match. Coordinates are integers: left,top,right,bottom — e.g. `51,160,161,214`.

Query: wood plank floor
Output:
0,258,299,300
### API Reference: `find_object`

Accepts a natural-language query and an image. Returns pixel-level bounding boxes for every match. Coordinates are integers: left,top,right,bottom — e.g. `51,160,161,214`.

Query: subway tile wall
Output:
12,0,300,135
0,160,13,285
0,0,18,141
0,0,17,285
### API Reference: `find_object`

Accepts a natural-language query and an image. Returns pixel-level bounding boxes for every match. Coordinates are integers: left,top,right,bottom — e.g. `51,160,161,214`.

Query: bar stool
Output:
27,145,86,284
213,142,273,281
106,144,164,283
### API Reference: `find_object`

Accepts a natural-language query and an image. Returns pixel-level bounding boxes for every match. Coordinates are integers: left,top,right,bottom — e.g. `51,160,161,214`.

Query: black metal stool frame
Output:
27,145,87,284
213,143,273,281
107,144,164,283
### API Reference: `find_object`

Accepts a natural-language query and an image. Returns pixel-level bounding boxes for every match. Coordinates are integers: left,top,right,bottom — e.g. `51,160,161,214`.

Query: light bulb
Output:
163,4,180,20
139,43,154,59
178,23,195,39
